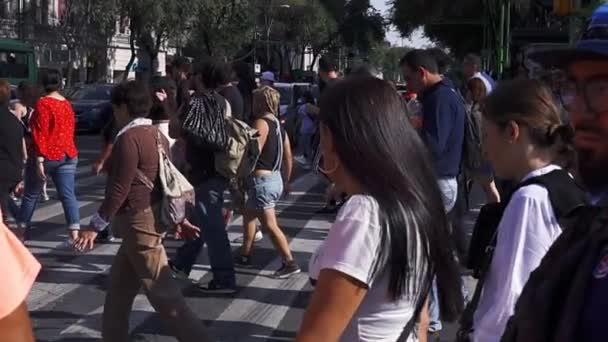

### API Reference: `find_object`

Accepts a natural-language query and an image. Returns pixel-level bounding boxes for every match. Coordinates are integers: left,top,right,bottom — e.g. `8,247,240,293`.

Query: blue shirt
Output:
421,80,466,178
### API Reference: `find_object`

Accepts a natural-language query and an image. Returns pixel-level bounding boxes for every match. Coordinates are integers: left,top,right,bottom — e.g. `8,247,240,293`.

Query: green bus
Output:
0,39,37,86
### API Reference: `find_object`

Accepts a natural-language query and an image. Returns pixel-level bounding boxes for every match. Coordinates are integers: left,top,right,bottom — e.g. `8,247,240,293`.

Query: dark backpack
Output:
181,92,228,152
463,104,484,174
457,169,587,341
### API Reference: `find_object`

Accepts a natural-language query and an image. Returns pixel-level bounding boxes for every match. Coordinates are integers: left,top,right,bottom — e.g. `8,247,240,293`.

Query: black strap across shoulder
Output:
458,169,587,340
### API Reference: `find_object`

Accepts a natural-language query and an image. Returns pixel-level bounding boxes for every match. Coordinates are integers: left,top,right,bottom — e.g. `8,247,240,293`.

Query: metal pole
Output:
266,0,273,67
482,0,488,70
498,0,505,79
505,0,511,71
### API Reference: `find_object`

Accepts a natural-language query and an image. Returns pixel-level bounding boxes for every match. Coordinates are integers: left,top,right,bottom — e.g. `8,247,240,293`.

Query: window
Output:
70,86,112,101
0,51,30,79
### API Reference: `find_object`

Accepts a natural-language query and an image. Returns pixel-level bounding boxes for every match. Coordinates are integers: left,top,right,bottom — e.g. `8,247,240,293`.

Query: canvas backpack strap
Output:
272,115,283,172
134,169,154,190
134,128,165,191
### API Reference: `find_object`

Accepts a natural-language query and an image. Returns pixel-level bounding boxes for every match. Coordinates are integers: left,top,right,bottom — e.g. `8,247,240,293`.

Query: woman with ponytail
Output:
296,76,463,341
470,79,583,342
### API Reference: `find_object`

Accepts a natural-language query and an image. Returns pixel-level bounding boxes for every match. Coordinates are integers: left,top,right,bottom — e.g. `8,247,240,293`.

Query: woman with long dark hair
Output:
297,76,463,341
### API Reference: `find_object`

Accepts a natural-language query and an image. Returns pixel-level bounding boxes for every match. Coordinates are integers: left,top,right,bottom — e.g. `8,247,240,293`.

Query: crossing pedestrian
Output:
169,56,192,110
466,76,501,204
74,81,209,342
233,61,257,123
463,53,496,93
168,70,237,293
207,61,244,122
467,79,584,342
235,86,300,278
0,80,25,226
150,76,178,149
293,91,317,168
501,12,608,341
297,76,463,342
17,73,80,245
13,82,48,202
401,49,467,338
312,58,346,215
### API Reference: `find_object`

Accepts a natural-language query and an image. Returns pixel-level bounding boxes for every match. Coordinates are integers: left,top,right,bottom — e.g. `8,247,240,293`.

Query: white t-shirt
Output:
309,195,424,342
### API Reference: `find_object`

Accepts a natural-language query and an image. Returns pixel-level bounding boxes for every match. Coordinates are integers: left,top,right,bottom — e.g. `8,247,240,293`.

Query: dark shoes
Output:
274,261,301,279
196,280,237,294
234,255,254,268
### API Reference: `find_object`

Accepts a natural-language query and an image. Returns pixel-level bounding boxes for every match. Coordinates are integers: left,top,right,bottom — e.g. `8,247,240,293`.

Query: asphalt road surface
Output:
20,134,481,341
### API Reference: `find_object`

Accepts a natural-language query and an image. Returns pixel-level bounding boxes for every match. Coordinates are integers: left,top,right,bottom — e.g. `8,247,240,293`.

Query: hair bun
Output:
547,124,574,144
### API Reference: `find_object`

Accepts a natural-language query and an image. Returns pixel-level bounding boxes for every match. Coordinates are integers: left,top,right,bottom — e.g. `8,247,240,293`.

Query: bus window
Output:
0,51,29,79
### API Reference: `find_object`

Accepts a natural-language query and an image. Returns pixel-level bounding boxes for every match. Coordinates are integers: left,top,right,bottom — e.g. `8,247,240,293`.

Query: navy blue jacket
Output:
421,80,466,178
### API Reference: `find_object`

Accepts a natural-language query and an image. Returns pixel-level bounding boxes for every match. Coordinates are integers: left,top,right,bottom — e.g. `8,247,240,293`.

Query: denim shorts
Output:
246,172,283,210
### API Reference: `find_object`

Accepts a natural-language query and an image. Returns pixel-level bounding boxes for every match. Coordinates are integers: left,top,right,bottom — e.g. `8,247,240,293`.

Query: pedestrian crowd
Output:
0,12,607,342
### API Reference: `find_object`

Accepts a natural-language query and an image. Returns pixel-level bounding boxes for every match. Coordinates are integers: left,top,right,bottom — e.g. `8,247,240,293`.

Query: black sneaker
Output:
95,229,115,243
274,261,301,279
196,280,237,294
168,262,190,281
234,255,253,268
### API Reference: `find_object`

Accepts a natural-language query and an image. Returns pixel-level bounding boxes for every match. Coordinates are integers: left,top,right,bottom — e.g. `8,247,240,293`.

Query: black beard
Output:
577,148,608,193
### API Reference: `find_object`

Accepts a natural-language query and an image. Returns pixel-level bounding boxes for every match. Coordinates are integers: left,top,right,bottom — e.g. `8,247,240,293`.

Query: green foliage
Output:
186,0,256,58
119,0,191,56
368,43,411,81
390,0,537,58
56,0,119,48
274,0,337,51
320,0,386,54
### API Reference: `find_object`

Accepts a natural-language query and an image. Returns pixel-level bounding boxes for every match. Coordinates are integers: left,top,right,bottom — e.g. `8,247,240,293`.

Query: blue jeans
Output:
171,177,236,288
429,177,459,332
298,133,314,160
18,156,80,230
246,172,283,210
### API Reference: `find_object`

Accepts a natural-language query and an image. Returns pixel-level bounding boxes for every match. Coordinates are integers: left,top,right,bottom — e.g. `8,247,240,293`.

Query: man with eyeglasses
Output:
500,4,608,341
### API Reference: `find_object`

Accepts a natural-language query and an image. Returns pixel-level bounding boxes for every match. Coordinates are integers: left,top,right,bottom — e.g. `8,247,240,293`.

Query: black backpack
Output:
457,169,587,341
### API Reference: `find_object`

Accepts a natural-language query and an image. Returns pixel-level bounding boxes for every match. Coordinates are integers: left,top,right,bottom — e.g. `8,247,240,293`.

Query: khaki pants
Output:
102,207,210,342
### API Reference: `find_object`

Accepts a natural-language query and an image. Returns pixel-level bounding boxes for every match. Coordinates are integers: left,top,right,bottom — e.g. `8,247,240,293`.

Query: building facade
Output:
0,0,168,84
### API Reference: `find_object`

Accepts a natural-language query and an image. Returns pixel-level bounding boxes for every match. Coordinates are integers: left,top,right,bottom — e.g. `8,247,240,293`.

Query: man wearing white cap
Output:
463,53,495,94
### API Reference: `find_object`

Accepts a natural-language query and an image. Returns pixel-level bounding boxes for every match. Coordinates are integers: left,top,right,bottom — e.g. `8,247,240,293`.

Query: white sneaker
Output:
233,229,263,243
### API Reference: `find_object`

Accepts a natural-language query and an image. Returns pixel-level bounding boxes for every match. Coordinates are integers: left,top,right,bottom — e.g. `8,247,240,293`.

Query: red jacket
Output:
31,97,78,161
